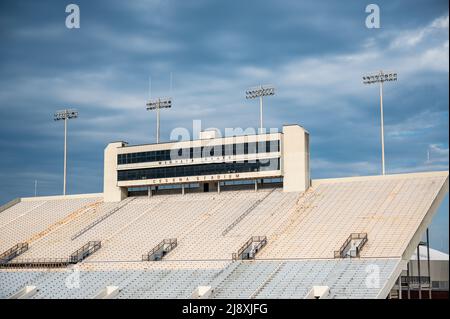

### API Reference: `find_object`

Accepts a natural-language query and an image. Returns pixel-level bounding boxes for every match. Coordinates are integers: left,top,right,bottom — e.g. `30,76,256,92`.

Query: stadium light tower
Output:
54,109,78,195
245,84,275,132
146,97,172,143
363,71,397,175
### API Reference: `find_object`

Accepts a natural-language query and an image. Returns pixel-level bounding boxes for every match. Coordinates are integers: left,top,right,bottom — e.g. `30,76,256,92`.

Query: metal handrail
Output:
142,238,177,261
0,241,102,268
0,243,28,257
71,197,135,240
70,241,101,263
334,233,368,258
401,276,430,285
237,236,267,256
0,258,70,269
233,236,267,260
222,190,275,236
0,242,29,264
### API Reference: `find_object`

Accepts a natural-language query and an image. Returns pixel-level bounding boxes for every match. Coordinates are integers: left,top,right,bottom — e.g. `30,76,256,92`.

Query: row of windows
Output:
117,158,280,181
117,140,280,165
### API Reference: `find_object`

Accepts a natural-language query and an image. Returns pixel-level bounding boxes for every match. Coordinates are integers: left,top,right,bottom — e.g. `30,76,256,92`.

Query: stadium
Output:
0,122,448,299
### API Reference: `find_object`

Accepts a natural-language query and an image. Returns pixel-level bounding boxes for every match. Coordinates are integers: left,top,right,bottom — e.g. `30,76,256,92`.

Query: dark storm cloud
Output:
0,0,448,251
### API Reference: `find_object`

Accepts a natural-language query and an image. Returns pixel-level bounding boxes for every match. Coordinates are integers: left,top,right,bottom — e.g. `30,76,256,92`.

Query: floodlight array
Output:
363,72,397,84
146,98,172,110
54,109,79,121
245,85,275,99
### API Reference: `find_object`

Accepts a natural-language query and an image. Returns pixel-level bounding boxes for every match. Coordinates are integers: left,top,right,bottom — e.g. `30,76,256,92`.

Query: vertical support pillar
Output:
379,79,385,175
426,228,432,299
182,184,185,195
398,275,402,299
417,245,422,299
63,117,67,195
156,100,160,144
104,141,128,202
255,180,258,192
282,125,310,192
259,94,263,132
407,262,411,299
217,182,221,194
148,186,152,198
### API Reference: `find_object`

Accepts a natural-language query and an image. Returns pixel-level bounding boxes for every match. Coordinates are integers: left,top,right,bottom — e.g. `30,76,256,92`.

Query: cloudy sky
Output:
0,0,448,251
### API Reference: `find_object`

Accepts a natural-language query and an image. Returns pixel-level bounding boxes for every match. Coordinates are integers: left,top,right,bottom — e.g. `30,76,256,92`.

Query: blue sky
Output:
0,0,448,251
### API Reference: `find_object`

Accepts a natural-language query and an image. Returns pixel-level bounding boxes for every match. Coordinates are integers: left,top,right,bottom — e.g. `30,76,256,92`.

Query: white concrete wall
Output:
405,260,449,283
104,141,128,202
282,124,310,192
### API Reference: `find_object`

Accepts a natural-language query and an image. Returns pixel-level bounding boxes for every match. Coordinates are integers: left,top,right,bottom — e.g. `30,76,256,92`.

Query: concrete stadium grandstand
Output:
0,124,448,299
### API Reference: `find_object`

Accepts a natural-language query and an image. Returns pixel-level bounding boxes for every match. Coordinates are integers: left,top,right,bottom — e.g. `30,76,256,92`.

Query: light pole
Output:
245,84,275,132
54,109,78,195
363,71,397,175
146,97,172,143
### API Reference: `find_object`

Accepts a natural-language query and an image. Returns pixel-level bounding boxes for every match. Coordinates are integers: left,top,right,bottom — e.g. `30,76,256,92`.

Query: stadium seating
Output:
0,171,447,298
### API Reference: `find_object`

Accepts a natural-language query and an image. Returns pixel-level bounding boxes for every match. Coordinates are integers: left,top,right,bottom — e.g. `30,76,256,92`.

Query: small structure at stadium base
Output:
103,124,310,202
94,286,120,299
304,286,330,299
192,286,214,299
8,285,37,299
